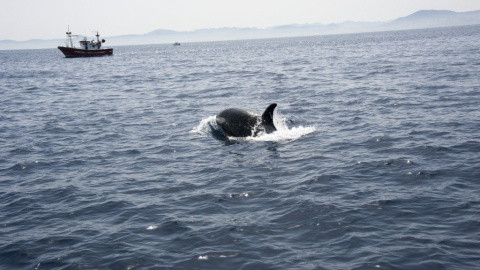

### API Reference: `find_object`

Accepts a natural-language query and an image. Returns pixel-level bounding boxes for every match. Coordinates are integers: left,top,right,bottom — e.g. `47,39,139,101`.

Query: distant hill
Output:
380,10,480,30
1,9,480,50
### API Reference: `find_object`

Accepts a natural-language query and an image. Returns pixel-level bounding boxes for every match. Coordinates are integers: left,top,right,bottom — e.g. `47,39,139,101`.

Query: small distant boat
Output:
173,42,181,46
58,28,113,58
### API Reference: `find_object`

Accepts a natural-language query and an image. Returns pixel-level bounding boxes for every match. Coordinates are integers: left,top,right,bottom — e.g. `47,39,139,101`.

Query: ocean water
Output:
1,25,479,270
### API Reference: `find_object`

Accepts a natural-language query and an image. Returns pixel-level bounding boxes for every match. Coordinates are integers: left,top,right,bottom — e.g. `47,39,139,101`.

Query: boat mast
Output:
65,25,78,48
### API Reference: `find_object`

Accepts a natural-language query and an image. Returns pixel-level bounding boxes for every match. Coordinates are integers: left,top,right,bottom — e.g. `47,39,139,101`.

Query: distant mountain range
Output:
2,10,480,50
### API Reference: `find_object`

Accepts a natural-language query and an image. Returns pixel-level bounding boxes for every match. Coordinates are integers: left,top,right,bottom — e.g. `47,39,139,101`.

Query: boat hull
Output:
58,46,113,58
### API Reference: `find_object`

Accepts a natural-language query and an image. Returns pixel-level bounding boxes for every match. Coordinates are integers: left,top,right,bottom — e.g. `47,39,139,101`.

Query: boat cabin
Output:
79,37,104,50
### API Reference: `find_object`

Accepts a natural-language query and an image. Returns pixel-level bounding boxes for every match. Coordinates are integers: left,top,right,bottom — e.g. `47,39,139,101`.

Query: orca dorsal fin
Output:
261,103,277,128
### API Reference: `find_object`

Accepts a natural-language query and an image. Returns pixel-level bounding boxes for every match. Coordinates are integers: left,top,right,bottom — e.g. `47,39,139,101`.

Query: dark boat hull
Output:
58,46,113,58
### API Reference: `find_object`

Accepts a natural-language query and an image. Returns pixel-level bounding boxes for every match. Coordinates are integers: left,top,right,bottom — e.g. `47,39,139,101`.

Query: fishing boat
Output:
58,28,113,58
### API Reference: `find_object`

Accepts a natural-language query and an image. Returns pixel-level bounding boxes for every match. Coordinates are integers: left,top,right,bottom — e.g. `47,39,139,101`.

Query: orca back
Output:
216,103,278,137
216,108,259,137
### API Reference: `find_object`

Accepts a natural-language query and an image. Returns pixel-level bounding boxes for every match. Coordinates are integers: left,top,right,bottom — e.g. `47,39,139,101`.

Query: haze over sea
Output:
1,25,479,270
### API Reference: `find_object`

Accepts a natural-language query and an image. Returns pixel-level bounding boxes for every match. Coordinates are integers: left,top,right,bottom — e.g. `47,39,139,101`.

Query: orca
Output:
216,103,277,137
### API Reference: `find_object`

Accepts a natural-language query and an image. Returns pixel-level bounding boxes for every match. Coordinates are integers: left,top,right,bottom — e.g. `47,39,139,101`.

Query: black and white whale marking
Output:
216,103,277,137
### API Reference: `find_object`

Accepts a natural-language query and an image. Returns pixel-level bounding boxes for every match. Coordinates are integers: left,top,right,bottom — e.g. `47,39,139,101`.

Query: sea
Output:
1,25,479,270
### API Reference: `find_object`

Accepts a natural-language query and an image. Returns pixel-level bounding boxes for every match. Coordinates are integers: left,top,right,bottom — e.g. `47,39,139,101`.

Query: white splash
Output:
247,125,316,142
189,115,217,137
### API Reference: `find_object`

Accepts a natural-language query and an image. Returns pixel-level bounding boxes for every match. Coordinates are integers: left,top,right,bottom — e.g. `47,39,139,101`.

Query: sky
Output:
1,0,480,41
